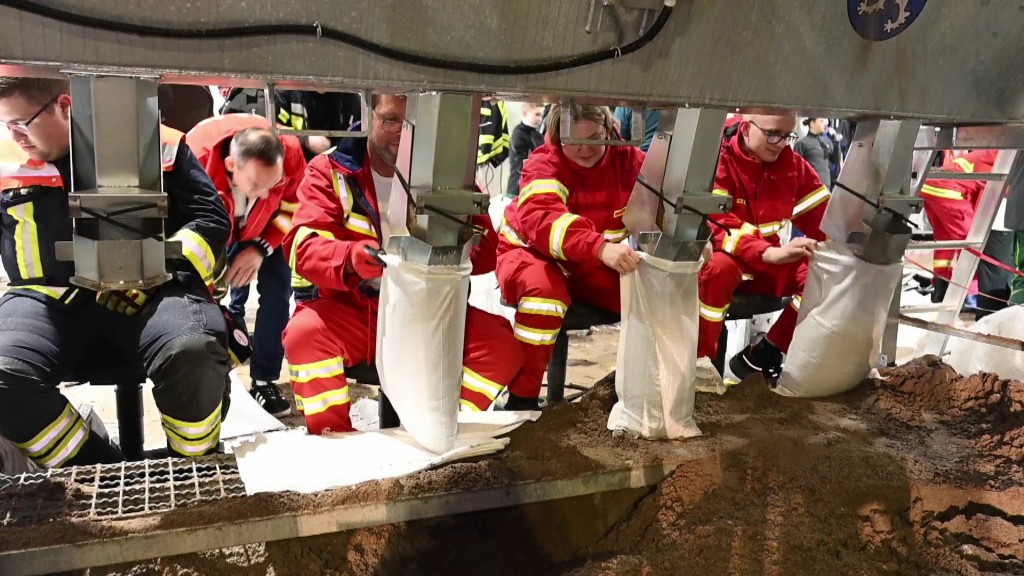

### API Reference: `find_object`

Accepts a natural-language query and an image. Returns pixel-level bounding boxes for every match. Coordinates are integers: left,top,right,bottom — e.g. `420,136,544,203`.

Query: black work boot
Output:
502,392,541,411
728,337,784,383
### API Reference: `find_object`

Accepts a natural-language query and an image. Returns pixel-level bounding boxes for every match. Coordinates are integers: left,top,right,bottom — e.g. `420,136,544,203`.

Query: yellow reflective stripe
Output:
161,404,223,440
933,259,955,268
500,228,525,247
722,223,758,255
331,170,353,214
742,273,756,281
280,201,299,213
518,297,567,318
460,398,482,412
296,387,350,416
165,426,220,456
699,301,729,323
278,109,290,124
9,202,42,278
13,285,68,299
462,366,505,402
513,324,561,345
549,213,579,260
271,213,293,234
603,227,630,243
289,356,346,383
480,107,493,117
291,226,335,267
952,157,975,174
792,186,831,218
757,221,784,237
344,213,378,238
291,272,313,289
171,228,216,286
16,404,77,457
520,179,569,205
790,295,802,311
920,184,964,200
712,188,731,197
38,419,89,468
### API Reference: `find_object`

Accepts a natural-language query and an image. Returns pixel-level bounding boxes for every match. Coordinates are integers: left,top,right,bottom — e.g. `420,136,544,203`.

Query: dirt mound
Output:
54,359,1024,576
869,355,1024,488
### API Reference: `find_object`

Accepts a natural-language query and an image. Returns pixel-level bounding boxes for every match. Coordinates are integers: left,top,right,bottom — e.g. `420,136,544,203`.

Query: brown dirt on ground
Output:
15,358,1024,576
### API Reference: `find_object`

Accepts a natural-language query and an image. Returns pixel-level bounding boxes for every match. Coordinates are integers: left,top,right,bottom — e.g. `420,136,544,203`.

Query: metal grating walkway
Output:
0,455,245,527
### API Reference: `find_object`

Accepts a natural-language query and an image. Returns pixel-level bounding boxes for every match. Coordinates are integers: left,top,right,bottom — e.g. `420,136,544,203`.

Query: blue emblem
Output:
848,0,928,41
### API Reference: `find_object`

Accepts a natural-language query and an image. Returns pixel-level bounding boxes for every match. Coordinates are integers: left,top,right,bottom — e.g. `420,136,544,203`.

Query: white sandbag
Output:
947,306,1024,380
376,255,471,454
608,253,702,439
775,243,902,397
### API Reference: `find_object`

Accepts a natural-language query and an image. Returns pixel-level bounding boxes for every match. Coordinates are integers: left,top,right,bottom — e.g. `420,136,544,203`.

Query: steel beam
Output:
1,1,1023,122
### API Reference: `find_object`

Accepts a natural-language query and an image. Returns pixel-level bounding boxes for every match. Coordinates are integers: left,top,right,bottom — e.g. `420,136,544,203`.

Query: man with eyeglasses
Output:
0,76,232,467
281,94,522,434
698,114,831,383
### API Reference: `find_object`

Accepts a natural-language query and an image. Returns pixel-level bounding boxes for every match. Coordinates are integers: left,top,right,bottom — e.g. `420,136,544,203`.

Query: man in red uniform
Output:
187,115,306,417
497,104,645,410
698,114,831,381
282,95,522,434
921,149,998,302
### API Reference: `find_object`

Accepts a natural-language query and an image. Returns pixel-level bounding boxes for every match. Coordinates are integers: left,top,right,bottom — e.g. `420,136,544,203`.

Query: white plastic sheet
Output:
776,243,902,397
608,253,702,439
376,255,472,454
947,306,1024,380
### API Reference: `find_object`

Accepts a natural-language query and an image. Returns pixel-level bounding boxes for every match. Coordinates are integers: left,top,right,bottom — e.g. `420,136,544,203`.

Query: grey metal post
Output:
60,75,175,290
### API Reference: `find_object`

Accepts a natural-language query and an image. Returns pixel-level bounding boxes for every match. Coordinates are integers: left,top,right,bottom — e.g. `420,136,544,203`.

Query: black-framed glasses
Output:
373,111,404,134
749,120,798,145
1,94,60,134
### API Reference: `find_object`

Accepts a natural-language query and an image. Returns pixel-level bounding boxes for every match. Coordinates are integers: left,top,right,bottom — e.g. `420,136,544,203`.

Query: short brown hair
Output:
230,128,285,166
546,104,615,145
0,77,70,106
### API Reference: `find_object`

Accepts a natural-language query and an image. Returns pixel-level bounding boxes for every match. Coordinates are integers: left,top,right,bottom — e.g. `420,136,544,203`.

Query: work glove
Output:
348,240,386,280
96,288,155,316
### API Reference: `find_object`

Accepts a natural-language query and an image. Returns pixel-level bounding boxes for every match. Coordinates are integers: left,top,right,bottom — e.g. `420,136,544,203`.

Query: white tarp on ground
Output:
233,410,539,495
609,254,702,439
377,255,472,454
947,306,1024,380
776,243,902,397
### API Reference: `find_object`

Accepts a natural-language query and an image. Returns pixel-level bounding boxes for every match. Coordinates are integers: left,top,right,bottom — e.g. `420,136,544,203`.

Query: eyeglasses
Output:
749,120,798,145
374,111,404,134
0,95,60,134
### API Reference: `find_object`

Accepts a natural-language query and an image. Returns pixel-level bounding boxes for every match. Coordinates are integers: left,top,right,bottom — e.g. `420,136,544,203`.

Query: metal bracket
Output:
414,192,489,217
68,190,169,219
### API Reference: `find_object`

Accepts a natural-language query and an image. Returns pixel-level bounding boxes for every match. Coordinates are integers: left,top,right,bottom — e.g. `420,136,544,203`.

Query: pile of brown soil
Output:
22,358,1024,576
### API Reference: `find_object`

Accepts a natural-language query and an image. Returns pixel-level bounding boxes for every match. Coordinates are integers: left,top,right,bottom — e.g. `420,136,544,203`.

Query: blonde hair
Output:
546,104,615,145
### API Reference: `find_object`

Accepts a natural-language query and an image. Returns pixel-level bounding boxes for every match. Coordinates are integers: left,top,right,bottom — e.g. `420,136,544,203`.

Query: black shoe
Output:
728,338,783,383
502,392,541,411
250,381,292,417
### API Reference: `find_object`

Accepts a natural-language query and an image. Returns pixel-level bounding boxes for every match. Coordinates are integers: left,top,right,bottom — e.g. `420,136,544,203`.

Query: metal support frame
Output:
388,92,488,265
58,75,177,290
625,107,731,262
920,149,1020,355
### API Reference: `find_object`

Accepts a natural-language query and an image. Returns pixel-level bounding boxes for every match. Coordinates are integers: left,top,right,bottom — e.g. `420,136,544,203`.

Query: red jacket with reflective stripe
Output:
922,149,998,203
285,137,498,303
187,114,305,251
709,122,830,267
498,140,644,277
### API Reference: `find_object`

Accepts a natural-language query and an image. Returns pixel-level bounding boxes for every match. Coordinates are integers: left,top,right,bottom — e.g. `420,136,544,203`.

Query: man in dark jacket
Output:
0,76,232,467
794,118,842,189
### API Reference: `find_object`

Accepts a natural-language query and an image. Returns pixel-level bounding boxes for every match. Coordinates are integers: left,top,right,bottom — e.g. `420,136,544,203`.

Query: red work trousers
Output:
697,251,807,359
496,248,621,400
922,193,978,285
283,296,523,435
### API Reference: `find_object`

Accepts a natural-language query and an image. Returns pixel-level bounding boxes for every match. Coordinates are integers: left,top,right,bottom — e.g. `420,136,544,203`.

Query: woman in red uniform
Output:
497,104,645,409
